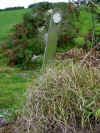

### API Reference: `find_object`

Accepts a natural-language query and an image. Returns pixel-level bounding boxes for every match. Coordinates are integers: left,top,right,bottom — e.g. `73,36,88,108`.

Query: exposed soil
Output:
44,122,100,133
0,116,100,133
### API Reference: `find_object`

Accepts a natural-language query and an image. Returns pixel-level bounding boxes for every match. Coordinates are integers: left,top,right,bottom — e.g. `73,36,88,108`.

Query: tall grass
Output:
14,60,100,133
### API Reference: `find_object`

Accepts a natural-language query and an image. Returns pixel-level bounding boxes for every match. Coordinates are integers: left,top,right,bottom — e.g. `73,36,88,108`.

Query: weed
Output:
14,60,100,132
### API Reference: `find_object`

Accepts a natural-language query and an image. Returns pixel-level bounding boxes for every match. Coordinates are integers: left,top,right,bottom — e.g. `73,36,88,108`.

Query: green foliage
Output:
4,7,24,11
2,2,53,67
2,2,65,67
0,71,27,116
0,65,38,118
57,4,99,50
74,37,85,46
2,2,100,67
95,108,100,118
76,8,93,35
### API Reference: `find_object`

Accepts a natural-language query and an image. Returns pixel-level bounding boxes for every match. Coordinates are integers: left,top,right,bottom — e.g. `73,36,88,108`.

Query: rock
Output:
0,117,10,133
31,55,40,62
0,117,9,128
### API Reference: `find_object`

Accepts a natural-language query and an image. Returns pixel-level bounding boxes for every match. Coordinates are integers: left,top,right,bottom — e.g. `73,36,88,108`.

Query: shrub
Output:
74,37,85,47
4,7,24,11
2,2,53,67
2,2,78,67
2,2,100,67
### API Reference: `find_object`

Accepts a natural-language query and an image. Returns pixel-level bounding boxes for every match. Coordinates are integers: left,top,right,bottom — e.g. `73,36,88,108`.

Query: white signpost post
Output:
42,12,62,72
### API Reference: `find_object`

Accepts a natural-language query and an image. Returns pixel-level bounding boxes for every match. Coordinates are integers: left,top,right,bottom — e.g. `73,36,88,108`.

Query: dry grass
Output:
13,60,100,133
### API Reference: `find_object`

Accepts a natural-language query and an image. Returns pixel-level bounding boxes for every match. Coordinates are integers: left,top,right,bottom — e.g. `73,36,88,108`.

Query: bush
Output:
74,37,85,47
2,2,53,67
2,2,100,67
2,2,77,67
4,7,24,11
13,60,100,132
28,3,39,8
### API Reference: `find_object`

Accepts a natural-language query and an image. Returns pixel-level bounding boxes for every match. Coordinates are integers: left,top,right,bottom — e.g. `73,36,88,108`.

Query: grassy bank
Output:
0,66,36,117
0,8,30,40
0,8,33,117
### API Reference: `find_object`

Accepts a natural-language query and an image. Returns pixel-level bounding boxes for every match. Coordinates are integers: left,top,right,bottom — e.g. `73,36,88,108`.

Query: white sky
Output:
0,0,69,9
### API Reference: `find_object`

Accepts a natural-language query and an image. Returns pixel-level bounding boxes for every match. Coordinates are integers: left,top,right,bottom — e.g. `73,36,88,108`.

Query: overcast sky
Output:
0,0,69,9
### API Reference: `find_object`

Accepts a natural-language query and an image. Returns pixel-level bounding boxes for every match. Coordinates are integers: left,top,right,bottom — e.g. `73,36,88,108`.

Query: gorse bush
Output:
14,60,100,133
2,2,53,67
2,2,100,67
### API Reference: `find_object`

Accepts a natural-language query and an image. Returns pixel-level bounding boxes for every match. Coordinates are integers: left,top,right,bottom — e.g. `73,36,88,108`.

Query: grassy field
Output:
0,71,27,109
0,8,30,40
0,8,33,117
0,65,37,118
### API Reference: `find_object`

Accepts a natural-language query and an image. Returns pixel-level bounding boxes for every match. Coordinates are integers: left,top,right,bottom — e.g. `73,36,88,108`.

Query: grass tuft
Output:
14,60,100,133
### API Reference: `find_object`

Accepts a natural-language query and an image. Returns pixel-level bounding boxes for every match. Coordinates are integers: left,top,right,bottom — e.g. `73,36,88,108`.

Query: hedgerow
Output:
2,2,100,67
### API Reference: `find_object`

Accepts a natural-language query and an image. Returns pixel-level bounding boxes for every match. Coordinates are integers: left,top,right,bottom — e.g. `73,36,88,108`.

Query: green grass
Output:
0,73,26,109
0,65,37,118
0,8,37,117
0,9,30,40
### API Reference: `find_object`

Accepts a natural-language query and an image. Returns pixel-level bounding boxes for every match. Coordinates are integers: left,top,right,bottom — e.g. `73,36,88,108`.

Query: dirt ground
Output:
0,121,100,133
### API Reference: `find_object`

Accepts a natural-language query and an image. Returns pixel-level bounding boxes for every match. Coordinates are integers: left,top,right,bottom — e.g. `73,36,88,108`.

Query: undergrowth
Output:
14,60,100,133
